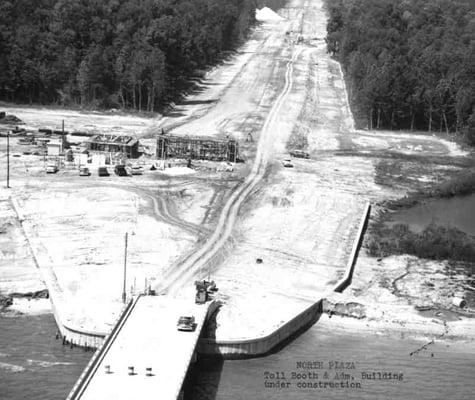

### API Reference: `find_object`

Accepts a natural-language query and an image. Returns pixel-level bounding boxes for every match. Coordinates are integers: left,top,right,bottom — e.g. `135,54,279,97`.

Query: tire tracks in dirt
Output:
164,47,304,295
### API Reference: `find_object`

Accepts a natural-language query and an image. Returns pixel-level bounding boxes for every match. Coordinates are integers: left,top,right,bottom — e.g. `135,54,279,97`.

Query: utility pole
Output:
122,232,128,304
6,130,10,188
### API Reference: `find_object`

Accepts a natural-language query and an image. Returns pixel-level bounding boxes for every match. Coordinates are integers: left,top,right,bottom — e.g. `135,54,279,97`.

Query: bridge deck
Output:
72,296,211,400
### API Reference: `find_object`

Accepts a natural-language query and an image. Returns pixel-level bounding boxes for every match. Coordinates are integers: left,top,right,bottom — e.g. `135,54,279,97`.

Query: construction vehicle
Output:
195,289,207,304
194,280,217,304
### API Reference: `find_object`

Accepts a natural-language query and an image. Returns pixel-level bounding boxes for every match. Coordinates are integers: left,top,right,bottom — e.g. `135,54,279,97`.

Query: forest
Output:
325,0,475,142
0,0,255,111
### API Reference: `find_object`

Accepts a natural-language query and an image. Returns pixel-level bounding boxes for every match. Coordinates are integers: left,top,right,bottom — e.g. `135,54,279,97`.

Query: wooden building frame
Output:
156,134,238,162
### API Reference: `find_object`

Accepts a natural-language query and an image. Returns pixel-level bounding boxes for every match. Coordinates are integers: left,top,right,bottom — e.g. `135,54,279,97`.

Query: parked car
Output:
282,159,293,168
177,316,196,332
130,165,143,175
114,165,128,176
79,167,91,176
46,164,58,173
289,150,310,159
98,167,110,177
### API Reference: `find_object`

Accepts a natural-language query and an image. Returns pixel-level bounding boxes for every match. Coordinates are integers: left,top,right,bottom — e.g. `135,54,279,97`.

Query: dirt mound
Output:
0,113,23,125
323,299,367,319
0,296,13,308
256,7,284,22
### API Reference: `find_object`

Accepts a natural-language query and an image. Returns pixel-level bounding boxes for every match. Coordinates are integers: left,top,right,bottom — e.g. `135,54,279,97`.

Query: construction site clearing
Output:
0,117,241,176
1,0,474,353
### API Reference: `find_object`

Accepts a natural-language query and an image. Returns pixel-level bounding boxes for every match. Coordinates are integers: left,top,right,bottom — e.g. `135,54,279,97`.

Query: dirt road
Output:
165,46,304,293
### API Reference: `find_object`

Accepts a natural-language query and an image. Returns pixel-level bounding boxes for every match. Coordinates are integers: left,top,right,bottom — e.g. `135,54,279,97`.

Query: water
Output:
388,194,475,236
1,313,474,400
0,313,91,400
190,325,475,400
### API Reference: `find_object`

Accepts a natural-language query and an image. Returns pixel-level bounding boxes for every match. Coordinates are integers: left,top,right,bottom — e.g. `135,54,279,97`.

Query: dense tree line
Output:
325,0,475,142
0,0,255,111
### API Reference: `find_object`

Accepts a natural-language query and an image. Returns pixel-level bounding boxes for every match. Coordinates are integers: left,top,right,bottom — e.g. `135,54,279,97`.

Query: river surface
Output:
388,193,475,236
1,313,474,400
0,314,91,400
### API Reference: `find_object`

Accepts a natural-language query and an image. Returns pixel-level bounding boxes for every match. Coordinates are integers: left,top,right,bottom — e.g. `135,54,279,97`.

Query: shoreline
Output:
3,296,475,352
1,298,52,316
320,308,475,346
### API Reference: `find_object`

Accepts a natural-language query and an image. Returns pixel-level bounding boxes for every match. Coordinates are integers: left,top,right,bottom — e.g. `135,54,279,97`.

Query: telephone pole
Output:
6,130,10,188
122,232,128,304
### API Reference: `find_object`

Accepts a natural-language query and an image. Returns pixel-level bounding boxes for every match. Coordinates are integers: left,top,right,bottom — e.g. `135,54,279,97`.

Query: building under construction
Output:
87,134,139,158
156,134,238,162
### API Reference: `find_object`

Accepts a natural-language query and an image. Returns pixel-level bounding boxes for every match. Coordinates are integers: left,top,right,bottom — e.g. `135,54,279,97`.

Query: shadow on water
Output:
185,356,224,400
184,302,324,399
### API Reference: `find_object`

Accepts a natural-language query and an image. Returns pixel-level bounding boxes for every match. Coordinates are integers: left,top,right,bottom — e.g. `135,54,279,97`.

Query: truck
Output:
194,280,217,304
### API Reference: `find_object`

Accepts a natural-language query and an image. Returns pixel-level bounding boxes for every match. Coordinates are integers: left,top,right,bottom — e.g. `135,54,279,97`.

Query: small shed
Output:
47,138,64,156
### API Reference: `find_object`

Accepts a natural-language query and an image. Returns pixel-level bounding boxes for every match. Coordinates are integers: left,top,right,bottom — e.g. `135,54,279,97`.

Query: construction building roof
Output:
158,134,236,143
89,134,137,146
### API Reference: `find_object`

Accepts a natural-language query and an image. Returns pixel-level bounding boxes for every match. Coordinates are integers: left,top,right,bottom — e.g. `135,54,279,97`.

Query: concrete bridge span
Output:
66,295,217,400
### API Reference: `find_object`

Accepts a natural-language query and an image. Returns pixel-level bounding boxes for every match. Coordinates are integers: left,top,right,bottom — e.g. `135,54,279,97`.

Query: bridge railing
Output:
66,295,141,400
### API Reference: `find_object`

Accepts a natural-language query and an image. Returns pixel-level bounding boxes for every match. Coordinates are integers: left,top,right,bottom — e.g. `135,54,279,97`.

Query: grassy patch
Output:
384,169,475,210
286,130,308,151
367,222,475,265
431,170,475,198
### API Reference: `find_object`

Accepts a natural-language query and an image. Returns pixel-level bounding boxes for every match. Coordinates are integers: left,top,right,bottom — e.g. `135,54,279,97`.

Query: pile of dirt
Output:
0,221,13,234
323,299,367,319
0,112,23,125
0,295,13,308
255,7,284,22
